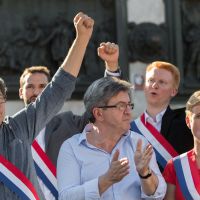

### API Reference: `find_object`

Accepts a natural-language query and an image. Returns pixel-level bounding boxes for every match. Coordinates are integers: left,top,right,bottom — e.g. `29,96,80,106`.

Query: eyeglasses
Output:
98,102,134,111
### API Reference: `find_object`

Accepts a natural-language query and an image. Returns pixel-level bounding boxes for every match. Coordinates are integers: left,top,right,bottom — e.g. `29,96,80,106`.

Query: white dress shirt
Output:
144,108,167,132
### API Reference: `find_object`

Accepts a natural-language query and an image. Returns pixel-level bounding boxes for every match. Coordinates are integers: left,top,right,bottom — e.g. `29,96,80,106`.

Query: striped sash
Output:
131,113,178,168
31,129,58,199
0,155,40,200
173,150,200,200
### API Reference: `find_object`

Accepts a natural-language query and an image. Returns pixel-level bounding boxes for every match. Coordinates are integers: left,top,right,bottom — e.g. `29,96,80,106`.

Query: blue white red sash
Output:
0,155,40,200
31,128,58,199
131,113,178,168
173,150,200,200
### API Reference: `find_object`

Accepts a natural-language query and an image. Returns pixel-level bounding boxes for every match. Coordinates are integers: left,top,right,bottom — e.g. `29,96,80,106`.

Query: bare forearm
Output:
140,172,158,195
61,36,89,77
98,175,113,195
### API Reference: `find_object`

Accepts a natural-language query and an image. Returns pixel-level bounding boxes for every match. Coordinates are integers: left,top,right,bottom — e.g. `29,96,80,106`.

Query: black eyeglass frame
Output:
98,102,134,111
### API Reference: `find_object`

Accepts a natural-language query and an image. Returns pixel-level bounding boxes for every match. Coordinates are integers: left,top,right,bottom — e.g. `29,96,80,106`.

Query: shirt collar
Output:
144,108,167,124
78,124,131,145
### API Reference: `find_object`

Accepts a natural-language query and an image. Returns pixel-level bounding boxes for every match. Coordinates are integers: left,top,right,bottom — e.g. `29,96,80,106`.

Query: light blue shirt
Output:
57,128,166,200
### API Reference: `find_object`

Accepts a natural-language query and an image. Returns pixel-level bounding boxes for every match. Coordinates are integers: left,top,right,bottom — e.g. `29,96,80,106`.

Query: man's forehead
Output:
146,67,173,78
23,73,49,84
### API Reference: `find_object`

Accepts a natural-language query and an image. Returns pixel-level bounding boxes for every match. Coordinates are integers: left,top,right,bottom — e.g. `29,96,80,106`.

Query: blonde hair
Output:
146,61,180,89
186,91,200,116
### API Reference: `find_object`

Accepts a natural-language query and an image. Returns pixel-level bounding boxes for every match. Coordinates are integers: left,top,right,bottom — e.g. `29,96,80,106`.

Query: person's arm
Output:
61,12,94,77
12,12,94,142
134,139,167,199
164,184,176,200
97,42,122,77
162,159,177,200
98,149,129,195
57,141,129,200
134,139,159,195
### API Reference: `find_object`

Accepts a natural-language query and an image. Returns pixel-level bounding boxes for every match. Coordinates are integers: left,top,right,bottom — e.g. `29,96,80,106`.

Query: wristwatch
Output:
138,168,152,179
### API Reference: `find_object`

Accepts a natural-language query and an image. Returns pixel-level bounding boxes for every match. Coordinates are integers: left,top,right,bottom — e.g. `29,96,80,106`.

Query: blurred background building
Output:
1,0,199,118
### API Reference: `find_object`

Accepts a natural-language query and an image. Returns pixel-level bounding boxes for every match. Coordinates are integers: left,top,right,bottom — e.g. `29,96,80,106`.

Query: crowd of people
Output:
0,11,198,200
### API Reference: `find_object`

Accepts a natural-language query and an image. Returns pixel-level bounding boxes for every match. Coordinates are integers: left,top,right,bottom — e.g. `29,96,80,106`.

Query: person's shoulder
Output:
53,111,74,119
46,111,75,127
172,107,186,114
165,106,186,118
129,130,149,144
61,133,81,147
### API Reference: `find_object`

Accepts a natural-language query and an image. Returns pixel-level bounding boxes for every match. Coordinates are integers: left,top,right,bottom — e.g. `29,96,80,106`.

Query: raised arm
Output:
61,12,94,77
12,12,94,143
97,42,119,71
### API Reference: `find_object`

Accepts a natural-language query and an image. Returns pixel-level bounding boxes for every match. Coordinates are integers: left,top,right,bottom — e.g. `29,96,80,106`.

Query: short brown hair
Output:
186,90,200,115
146,61,180,89
20,66,50,87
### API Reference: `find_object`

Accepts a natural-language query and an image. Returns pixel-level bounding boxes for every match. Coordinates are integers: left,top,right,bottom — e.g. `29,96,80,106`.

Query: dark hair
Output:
0,78,7,99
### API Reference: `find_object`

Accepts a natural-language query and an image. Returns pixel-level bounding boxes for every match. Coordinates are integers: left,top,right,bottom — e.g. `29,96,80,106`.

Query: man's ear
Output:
93,107,103,121
19,88,23,99
185,115,191,129
171,88,178,98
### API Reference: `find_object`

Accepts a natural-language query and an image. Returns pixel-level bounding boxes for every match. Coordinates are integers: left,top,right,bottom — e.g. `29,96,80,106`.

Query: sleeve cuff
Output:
84,178,100,199
140,173,167,199
104,68,121,77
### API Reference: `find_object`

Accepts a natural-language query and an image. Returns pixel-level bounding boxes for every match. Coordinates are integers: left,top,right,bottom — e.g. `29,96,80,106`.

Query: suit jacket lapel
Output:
161,106,175,137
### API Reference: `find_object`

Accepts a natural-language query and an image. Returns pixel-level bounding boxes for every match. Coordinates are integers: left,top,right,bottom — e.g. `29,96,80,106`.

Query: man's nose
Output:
152,81,159,89
33,88,43,96
124,105,132,114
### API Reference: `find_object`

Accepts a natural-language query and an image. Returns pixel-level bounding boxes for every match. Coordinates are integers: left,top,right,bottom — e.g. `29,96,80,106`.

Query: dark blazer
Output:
45,111,89,166
161,106,193,154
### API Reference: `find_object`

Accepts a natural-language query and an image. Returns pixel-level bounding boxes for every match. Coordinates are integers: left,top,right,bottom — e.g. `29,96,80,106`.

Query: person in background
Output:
0,11,93,200
163,90,200,200
57,76,166,200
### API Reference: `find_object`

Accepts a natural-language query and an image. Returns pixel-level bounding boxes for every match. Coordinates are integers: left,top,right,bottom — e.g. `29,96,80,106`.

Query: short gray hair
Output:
83,77,132,122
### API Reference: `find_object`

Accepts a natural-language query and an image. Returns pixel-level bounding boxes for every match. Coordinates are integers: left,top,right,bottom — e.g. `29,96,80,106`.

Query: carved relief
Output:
0,0,119,98
128,22,168,63
181,0,200,86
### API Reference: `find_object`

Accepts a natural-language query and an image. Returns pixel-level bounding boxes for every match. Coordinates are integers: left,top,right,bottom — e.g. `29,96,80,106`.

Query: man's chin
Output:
27,99,36,105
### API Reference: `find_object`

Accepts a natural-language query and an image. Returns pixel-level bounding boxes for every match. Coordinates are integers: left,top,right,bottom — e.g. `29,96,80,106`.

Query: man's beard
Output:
26,96,37,105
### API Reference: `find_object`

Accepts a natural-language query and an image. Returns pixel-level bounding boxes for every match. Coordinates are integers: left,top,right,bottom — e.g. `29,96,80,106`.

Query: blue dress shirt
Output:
57,127,166,200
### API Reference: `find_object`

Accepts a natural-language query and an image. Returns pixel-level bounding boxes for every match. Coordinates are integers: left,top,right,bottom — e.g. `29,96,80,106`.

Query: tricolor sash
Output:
0,155,40,200
173,150,200,200
131,113,178,168
32,129,58,199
